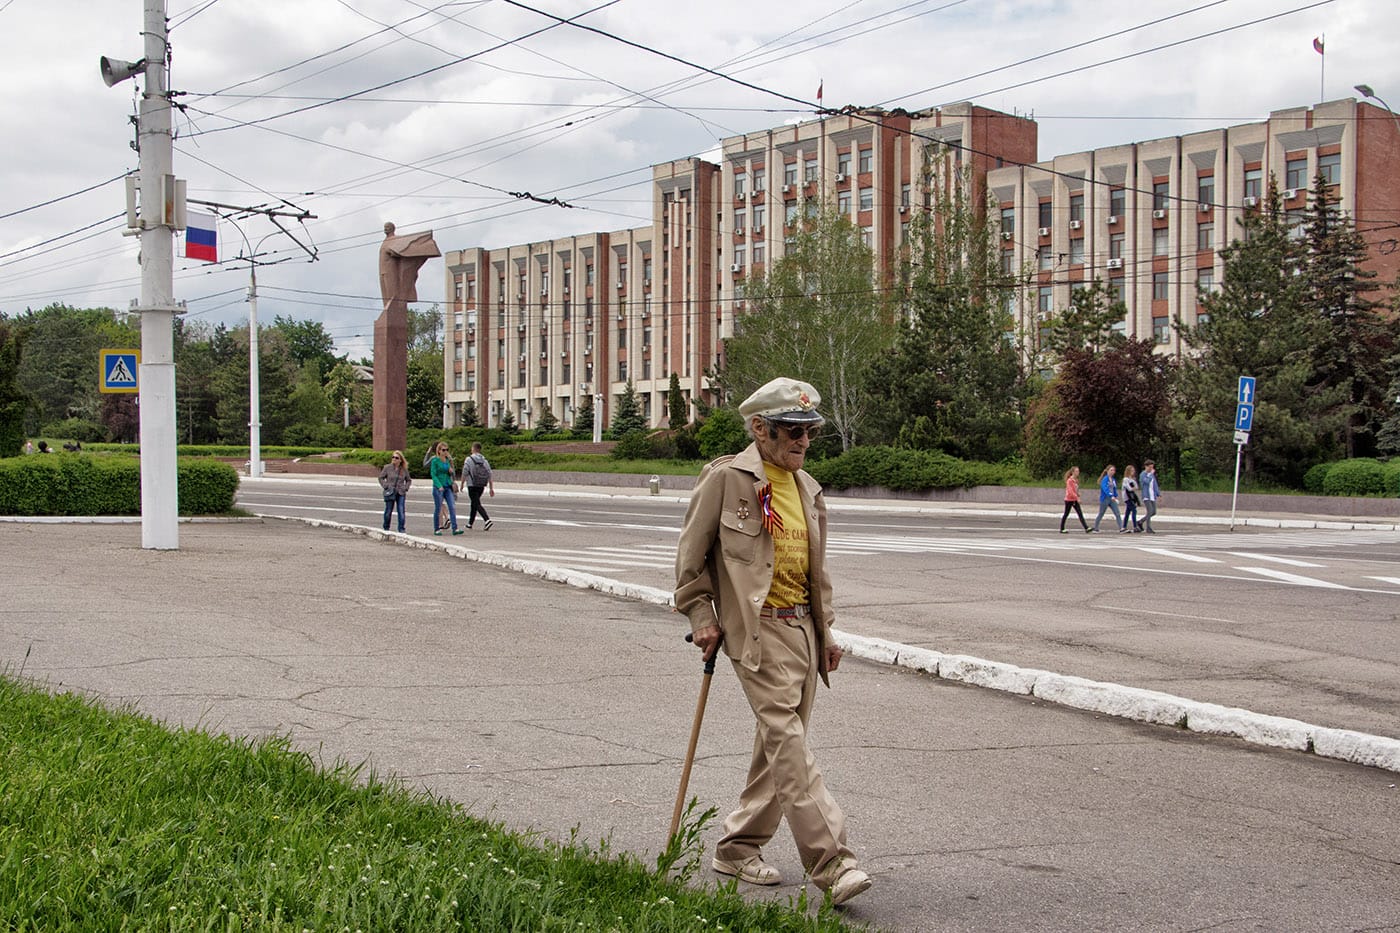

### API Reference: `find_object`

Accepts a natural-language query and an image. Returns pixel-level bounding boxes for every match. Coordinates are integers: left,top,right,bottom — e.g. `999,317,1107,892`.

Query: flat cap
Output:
738,377,824,424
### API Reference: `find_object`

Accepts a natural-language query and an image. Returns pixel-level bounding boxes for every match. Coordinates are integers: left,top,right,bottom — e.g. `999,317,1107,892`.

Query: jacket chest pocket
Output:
719,510,762,564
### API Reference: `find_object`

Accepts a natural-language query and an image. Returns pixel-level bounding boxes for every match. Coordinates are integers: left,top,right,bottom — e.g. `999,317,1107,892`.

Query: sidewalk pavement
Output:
3,519,1398,931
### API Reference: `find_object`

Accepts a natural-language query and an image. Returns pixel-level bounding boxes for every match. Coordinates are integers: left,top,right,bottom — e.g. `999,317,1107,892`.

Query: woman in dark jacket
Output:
378,450,412,533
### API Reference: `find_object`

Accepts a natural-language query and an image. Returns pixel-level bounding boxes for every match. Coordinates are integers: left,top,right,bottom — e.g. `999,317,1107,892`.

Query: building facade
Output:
989,97,1400,365
441,97,1398,431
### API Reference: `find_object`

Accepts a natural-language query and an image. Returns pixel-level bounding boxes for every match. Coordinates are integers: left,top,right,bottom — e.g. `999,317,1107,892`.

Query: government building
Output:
441,96,1400,432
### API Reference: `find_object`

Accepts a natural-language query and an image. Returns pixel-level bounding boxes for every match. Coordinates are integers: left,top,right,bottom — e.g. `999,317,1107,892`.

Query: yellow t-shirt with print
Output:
762,465,809,608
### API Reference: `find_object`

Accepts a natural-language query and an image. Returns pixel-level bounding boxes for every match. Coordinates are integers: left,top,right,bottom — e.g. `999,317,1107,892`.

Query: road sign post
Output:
1230,376,1257,531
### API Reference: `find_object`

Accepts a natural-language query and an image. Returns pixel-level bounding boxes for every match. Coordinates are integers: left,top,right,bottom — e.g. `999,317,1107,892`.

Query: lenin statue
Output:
374,222,440,453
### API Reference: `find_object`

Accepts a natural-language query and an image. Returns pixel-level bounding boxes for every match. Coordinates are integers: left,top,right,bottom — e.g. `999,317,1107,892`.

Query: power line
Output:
0,173,130,222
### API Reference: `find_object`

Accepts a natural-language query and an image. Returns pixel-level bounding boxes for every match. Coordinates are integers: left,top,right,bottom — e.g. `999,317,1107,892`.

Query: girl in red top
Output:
1060,465,1091,533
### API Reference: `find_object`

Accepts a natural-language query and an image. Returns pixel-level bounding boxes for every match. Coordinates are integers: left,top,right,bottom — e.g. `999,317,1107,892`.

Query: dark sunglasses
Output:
766,419,821,440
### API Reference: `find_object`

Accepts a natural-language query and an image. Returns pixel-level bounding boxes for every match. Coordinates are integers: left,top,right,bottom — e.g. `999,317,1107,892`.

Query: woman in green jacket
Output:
429,441,462,535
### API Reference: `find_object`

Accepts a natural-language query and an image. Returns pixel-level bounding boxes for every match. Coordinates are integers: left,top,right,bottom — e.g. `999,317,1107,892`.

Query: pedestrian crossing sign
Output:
100,349,140,394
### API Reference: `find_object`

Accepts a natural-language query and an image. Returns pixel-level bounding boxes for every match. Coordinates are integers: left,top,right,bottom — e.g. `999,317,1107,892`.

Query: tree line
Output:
718,162,1400,488
0,305,446,453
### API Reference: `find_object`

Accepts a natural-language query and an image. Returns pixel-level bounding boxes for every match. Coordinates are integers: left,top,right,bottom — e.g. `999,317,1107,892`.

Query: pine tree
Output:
667,372,687,428
868,159,1026,461
609,379,647,438
534,405,560,435
572,394,594,439
0,322,29,457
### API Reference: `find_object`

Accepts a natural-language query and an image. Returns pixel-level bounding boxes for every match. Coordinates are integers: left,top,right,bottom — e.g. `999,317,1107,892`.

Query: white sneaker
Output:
829,867,872,906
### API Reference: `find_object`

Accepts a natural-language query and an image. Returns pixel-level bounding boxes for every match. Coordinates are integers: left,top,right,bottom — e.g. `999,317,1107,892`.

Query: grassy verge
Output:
0,674,851,931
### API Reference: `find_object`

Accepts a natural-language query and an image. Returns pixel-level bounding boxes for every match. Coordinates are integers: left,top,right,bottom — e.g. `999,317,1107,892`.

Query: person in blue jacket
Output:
1091,464,1122,533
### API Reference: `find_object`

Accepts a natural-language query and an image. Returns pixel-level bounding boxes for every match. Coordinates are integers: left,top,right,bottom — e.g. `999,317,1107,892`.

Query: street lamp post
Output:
1355,84,1400,134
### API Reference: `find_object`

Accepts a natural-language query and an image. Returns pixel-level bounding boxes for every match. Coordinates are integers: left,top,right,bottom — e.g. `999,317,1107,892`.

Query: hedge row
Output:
0,455,240,516
1302,458,1400,497
807,445,1020,491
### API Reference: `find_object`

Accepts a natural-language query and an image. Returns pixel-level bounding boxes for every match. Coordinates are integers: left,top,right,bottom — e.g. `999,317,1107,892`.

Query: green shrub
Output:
611,430,653,461
696,408,747,459
1302,462,1333,494
1384,460,1400,497
39,417,107,443
808,445,981,491
1321,458,1387,497
0,455,238,515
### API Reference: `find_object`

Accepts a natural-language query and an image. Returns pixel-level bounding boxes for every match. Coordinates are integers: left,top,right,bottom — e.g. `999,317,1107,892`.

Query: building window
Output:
837,151,851,176
734,246,745,268
1152,315,1170,344
618,360,627,381
838,190,852,214
1109,188,1125,217
1285,157,1308,190
617,326,627,349
1069,239,1084,265
753,244,765,264
467,342,476,360
753,167,765,192
1197,268,1215,297
1038,201,1052,228
1287,209,1306,239
1108,279,1125,304
1153,181,1170,211
1069,193,1084,224
901,184,912,208
858,187,873,211
1000,206,1014,237
734,173,746,196
1197,176,1215,206
1153,228,1169,257
1038,247,1052,271
785,203,799,226
804,158,818,183
642,258,651,283
1037,286,1054,314
861,226,873,247
734,211,745,233
1197,223,1214,252
1153,272,1169,301
454,311,464,330
1110,233,1125,260
1000,250,1015,275
1244,167,1263,200
586,265,595,285
858,148,872,173
752,206,763,231
784,163,798,187
1318,151,1341,186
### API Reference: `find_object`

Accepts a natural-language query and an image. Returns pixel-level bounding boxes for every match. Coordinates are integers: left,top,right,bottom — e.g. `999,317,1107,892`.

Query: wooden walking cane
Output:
668,631,723,843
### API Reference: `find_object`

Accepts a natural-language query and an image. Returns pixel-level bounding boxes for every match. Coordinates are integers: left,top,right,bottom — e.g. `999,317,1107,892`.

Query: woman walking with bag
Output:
1060,465,1091,534
1121,464,1142,533
378,450,412,533
429,442,463,536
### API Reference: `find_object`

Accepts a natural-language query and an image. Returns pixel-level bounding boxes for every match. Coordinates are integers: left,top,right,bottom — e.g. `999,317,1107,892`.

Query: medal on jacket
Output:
736,499,750,521
758,483,783,535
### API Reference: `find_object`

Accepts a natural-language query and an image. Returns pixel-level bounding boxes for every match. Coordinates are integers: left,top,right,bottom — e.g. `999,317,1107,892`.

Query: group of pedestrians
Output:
376,440,495,535
1060,460,1161,534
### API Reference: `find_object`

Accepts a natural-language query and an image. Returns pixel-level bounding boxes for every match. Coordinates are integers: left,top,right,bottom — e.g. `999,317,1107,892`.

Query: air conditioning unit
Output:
781,184,791,194
1243,196,1259,208
517,323,526,332
1283,188,1298,200
1107,214,1119,225
616,311,624,320
578,383,588,390
540,287,548,296
1037,226,1050,237
563,286,570,295
1198,202,1213,213
736,191,746,201
1152,209,1167,219
731,263,742,272
616,281,624,290
1106,258,1124,269
835,173,846,183
898,205,908,214
1069,219,1082,230
540,351,547,359
517,354,525,362
1001,231,1013,241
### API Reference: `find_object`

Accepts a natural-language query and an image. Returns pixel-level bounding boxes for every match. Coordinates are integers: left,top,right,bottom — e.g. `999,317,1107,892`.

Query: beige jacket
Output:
674,443,835,686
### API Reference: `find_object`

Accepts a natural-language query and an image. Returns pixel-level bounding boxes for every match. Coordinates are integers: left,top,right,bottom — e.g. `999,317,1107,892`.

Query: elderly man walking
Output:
674,377,872,907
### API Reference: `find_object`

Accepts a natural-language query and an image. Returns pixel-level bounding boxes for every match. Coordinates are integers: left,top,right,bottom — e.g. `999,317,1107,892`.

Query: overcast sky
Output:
2,0,1394,361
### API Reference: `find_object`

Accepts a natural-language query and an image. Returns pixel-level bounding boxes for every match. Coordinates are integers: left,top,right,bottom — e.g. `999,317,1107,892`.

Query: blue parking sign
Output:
1235,403,1254,432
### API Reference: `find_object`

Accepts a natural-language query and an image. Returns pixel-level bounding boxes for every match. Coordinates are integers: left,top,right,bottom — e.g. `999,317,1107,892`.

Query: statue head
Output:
383,222,396,237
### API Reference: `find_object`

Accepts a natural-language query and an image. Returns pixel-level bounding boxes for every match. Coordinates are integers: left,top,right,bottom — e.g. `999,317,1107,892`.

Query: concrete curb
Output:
267,513,1400,776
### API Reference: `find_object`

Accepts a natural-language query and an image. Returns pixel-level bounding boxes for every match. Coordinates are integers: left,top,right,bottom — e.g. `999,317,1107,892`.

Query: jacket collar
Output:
731,442,822,501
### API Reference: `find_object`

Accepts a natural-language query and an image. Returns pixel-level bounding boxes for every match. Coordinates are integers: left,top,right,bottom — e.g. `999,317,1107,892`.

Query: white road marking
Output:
1236,567,1349,589
1366,576,1400,587
1135,547,1221,563
1098,605,1241,624
1226,552,1324,568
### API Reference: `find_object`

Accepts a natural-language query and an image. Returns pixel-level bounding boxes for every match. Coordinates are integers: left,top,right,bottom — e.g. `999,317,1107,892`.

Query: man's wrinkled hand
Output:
693,624,722,659
826,643,844,673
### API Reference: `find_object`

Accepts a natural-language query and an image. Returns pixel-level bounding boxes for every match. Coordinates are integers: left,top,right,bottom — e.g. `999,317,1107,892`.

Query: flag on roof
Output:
817,80,823,105
1313,36,1324,54
186,212,218,263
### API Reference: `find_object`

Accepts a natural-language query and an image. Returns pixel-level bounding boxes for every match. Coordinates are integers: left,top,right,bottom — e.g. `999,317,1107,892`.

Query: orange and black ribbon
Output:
758,482,783,536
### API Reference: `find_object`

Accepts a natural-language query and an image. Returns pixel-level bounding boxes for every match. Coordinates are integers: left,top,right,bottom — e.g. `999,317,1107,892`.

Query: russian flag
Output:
186,212,218,263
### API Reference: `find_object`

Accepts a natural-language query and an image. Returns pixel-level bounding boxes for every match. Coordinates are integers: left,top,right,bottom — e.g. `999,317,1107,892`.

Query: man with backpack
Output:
463,442,495,530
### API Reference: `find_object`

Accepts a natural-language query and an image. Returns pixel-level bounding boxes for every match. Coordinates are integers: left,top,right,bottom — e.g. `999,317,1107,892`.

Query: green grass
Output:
0,674,853,931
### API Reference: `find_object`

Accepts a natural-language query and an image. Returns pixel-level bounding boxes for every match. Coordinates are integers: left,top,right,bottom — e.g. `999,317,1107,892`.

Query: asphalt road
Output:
237,477,1400,741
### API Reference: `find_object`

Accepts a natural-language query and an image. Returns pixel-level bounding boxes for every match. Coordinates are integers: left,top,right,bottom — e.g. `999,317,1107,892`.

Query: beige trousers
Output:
716,615,855,889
